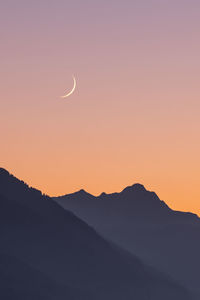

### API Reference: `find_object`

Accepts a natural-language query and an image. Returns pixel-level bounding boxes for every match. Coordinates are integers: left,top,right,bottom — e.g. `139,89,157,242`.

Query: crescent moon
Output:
61,76,76,98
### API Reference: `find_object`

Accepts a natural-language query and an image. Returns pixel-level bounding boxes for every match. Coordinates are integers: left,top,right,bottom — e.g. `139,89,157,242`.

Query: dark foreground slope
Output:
55,184,200,296
0,169,195,300
0,253,83,300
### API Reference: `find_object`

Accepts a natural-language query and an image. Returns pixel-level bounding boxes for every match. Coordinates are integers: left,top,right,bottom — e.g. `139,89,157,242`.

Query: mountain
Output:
0,253,84,300
0,168,195,300
55,183,200,296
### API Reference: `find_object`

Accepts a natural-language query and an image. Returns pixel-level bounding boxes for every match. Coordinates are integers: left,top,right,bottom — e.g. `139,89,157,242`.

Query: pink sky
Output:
1,0,200,214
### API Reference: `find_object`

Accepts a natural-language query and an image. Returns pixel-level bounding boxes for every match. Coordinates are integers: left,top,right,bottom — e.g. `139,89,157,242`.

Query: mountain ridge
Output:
54,182,200,295
1,167,195,299
55,183,199,220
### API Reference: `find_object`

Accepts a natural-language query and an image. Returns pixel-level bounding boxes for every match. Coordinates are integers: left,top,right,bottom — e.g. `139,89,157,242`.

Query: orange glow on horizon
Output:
1,1,200,216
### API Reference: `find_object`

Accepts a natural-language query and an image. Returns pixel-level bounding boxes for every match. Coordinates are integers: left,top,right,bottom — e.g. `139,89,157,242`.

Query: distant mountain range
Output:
0,168,196,299
54,184,200,297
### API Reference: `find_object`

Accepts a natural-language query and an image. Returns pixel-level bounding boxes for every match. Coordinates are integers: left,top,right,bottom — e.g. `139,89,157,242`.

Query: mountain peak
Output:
122,183,146,194
76,189,94,198
99,192,107,197
58,188,95,200
78,189,88,194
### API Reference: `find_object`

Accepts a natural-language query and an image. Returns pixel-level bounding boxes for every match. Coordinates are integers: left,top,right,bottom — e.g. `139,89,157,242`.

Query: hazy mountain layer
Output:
55,184,200,296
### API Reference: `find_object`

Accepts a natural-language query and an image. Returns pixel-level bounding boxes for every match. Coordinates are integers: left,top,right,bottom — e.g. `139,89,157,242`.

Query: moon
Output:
61,76,76,98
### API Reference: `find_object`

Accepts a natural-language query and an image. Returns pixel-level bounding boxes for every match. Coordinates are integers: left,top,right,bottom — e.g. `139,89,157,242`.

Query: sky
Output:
1,0,200,214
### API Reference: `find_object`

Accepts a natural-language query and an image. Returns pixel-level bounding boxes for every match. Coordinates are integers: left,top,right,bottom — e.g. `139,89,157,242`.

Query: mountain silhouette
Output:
0,168,195,300
0,253,85,300
55,183,200,296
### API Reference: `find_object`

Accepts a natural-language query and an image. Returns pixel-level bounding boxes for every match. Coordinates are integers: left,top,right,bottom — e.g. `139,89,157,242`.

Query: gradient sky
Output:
1,0,200,214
